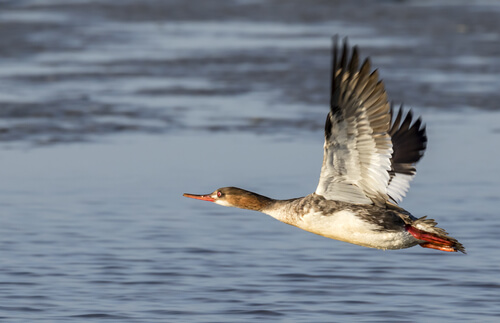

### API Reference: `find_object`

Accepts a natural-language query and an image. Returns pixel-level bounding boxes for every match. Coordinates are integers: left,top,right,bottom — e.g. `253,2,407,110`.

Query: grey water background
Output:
1,0,500,321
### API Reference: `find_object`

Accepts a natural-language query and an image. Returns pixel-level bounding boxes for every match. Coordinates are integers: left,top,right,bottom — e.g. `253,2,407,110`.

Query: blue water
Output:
1,1,500,322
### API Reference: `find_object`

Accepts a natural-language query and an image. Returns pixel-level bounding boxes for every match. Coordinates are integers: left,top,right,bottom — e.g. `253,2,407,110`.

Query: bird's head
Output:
183,187,271,211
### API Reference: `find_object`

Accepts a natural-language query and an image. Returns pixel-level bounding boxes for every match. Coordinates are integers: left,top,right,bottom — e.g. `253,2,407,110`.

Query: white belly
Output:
298,209,418,250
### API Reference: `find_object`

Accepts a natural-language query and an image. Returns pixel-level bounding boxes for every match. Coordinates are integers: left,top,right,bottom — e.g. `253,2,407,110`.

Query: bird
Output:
183,37,465,253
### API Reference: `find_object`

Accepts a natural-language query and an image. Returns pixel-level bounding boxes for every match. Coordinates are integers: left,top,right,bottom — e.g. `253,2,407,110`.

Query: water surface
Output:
1,1,500,322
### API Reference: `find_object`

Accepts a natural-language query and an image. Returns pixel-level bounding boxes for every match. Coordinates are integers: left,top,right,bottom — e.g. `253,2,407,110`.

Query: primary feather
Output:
315,37,427,206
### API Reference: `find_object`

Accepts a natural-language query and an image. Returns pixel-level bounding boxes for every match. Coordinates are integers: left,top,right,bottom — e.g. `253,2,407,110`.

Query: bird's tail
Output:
406,216,466,253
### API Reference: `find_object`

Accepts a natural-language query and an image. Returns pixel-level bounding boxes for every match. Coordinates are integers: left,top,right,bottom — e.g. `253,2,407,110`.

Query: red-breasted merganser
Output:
184,37,465,253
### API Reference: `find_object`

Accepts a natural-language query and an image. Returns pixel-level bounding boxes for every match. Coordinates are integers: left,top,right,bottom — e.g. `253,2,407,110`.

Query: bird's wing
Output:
386,106,427,203
315,37,393,206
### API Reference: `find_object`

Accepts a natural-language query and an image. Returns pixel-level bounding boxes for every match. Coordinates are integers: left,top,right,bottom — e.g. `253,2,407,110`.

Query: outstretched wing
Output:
387,106,427,203
315,37,393,206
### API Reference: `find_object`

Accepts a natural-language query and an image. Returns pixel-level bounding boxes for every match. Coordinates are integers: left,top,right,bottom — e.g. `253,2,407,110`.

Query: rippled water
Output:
1,1,500,322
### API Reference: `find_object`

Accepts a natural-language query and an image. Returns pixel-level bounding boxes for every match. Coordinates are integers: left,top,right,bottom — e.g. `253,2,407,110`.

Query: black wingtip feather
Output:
324,113,333,140
340,37,348,70
330,36,338,109
349,46,359,74
389,106,427,165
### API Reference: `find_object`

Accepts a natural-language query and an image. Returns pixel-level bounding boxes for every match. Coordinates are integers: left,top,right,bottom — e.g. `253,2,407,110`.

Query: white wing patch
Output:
315,38,426,206
386,173,414,204
315,38,393,206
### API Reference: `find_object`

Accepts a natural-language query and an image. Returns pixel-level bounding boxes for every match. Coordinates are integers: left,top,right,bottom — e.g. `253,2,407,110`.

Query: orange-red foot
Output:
419,242,457,252
405,224,459,253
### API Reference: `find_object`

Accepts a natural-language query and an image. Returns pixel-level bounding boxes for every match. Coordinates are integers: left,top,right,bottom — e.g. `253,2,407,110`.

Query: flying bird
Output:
184,37,465,253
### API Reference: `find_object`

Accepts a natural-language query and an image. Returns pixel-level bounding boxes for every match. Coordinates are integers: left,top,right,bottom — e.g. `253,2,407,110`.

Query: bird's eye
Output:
217,191,222,198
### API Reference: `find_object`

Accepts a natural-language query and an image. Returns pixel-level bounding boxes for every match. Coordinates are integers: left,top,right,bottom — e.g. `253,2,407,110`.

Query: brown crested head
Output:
183,186,273,211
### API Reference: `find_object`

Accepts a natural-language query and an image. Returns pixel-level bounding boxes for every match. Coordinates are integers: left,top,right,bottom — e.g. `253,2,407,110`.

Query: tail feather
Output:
406,216,466,254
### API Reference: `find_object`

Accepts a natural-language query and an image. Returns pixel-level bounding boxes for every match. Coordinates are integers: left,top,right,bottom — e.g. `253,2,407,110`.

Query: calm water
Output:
1,1,500,322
